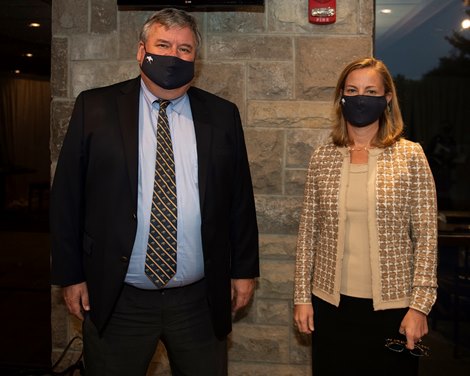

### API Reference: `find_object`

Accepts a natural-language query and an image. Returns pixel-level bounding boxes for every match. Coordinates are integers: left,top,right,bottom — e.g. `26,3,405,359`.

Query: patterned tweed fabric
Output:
294,139,438,315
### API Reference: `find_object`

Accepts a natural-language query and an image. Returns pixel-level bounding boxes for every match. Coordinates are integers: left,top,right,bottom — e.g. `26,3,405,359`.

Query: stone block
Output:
359,0,375,35
286,128,330,168
91,0,117,34
50,99,75,164
71,61,139,97
118,11,154,59
285,169,307,196
295,36,372,100
244,129,283,195
51,348,83,374
255,195,302,234
268,0,360,34
291,325,312,364
207,35,292,61
260,233,297,259
67,315,84,351
257,260,294,299
193,62,245,117
247,62,293,100
52,0,88,35
247,101,333,129
255,298,290,326
267,0,306,33
148,342,171,375
229,324,289,363
147,365,172,376
51,286,68,349
228,362,310,375
207,11,265,33
51,37,68,98
70,33,119,60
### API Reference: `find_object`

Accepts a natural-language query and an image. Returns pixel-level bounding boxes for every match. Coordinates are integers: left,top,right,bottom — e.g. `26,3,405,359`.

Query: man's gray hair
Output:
140,8,202,52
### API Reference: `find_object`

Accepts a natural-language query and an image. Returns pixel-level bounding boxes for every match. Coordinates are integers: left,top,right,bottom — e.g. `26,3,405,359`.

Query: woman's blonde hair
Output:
331,57,404,147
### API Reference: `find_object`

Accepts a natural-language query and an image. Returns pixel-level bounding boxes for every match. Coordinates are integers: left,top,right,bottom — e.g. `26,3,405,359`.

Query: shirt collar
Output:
140,78,188,114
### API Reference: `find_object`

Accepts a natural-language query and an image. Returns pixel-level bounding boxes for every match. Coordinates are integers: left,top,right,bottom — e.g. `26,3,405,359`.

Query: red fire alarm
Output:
309,0,336,24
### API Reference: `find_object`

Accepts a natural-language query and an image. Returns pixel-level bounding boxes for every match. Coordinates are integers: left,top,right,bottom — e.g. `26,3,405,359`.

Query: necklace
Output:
348,145,374,152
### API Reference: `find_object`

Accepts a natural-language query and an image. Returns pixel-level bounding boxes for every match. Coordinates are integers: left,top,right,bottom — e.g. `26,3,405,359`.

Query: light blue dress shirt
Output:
125,81,204,289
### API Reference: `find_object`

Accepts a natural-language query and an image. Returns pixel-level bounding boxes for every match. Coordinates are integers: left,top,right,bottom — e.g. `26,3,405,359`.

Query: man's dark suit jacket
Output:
50,77,259,339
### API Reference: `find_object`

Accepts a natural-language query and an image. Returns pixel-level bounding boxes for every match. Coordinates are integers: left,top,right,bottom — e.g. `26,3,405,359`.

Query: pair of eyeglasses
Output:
385,338,430,357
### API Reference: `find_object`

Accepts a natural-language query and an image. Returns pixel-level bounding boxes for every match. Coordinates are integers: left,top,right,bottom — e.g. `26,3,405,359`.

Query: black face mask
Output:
340,95,388,128
141,49,194,90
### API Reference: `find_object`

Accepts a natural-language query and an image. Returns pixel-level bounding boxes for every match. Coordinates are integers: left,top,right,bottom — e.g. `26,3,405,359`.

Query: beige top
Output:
341,163,372,298
294,139,438,315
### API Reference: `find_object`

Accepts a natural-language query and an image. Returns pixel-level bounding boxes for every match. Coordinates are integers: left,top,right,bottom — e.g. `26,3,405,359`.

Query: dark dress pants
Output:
312,295,419,376
83,279,227,376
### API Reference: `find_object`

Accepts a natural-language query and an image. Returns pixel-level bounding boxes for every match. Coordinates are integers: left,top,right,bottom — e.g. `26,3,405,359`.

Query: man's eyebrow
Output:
152,39,194,49
154,38,170,44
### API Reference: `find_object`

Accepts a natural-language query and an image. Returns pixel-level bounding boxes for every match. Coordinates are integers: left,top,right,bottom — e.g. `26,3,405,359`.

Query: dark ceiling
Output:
0,0,51,77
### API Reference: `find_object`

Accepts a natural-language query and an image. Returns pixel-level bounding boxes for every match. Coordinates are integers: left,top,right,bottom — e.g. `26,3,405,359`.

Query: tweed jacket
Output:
294,139,438,315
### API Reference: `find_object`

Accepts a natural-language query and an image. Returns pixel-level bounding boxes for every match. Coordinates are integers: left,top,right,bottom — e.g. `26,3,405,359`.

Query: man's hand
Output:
399,308,428,350
63,281,90,321
231,278,255,312
294,304,314,334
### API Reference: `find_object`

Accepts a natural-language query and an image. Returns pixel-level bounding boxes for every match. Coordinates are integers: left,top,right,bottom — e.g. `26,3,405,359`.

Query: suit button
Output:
120,256,129,263
132,213,137,220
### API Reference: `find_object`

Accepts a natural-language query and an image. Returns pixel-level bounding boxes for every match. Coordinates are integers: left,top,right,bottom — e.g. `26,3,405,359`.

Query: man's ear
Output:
136,42,145,63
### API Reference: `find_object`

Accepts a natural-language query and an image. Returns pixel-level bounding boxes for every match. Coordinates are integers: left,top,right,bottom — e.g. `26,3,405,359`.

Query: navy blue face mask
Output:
340,95,388,127
141,49,194,90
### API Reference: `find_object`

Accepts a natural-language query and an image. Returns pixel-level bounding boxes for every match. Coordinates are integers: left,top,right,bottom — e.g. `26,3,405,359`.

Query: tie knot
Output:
157,99,171,111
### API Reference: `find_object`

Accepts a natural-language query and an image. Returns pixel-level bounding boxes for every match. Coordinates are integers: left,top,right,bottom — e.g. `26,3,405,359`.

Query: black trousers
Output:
83,279,227,376
312,295,419,376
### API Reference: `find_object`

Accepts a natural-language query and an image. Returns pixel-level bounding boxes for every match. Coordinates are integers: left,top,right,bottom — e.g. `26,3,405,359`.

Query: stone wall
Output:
50,0,374,374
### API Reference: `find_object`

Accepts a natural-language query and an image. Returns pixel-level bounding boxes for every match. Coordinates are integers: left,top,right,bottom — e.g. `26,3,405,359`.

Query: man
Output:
50,8,259,376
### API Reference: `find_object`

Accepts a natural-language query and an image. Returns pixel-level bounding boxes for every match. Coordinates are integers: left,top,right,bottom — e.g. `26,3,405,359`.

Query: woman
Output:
293,57,437,376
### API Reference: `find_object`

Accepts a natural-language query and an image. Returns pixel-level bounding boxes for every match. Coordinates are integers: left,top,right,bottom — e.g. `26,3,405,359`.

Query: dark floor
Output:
0,209,51,374
0,208,469,375
420,321,470,375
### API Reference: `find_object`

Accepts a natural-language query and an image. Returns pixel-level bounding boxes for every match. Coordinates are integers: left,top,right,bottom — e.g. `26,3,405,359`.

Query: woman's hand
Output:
399,308,428,349
294,303,314,334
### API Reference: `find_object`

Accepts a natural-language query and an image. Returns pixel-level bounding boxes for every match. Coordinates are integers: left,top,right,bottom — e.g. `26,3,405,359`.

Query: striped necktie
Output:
145,99,177,288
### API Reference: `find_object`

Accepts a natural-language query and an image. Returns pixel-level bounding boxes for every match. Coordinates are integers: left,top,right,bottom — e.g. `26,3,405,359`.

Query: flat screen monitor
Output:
117,0,264,9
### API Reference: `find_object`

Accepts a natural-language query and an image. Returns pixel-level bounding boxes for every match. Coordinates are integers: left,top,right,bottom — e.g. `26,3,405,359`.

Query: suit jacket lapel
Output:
188,87,212,213
117,78,141,205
